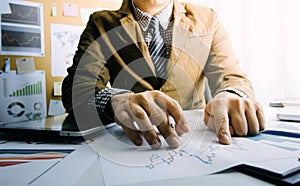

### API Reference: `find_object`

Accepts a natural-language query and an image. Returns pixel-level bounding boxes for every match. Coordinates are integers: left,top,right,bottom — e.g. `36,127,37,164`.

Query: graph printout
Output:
0,71,47,123
94,110,297,185
0,0,44,56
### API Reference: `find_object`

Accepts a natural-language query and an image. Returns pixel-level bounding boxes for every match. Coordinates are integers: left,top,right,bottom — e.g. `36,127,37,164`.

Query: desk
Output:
29,143,272,186
1,107,298,186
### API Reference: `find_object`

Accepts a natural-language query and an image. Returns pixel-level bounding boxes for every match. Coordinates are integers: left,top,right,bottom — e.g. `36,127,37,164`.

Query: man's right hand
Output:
110,90,190,149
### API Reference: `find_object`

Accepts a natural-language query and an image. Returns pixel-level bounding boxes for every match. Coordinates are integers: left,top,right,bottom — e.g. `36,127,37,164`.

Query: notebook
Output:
262,106,300,138
0,113,108,138
236,164,300,185
277,106,300,122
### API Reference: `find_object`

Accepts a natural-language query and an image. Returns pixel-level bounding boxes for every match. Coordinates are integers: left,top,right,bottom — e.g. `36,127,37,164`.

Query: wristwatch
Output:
214,87,248,99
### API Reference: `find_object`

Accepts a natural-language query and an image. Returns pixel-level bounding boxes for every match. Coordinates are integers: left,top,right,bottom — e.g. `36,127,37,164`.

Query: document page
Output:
92,110,298,185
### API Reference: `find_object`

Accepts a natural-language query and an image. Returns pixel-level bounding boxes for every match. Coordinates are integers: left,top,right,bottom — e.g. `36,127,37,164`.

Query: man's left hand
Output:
204,92,265,145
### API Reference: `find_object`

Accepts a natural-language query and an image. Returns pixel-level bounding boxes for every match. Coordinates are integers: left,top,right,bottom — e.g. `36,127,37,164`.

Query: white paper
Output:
53,82,62,96
16,57,35,74
0,140,77,185
93,110,298,185
48,100,65,116
0,0,44,56
50,24,84,77
63,3,78,17
0,159,61,185
80,8,106,24
0,0,11,14
80,8,94,24
0,71,47,123
30,145,101,186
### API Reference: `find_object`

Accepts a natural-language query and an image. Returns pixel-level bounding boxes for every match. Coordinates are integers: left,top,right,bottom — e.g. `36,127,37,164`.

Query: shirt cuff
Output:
213,87,248,99
88,88,132,124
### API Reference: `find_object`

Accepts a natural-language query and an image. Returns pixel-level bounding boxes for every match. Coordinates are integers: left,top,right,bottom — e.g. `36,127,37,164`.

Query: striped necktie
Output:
148,16,167,80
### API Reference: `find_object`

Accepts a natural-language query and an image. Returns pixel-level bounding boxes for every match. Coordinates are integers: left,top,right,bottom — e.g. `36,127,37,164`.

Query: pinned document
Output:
48,100,65,116
16,58,35,74
0,70,46,123
63,3,78,17
53,82,62,96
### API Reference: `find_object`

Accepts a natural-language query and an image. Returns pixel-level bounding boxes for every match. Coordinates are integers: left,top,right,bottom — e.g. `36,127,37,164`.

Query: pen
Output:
168,115,176,129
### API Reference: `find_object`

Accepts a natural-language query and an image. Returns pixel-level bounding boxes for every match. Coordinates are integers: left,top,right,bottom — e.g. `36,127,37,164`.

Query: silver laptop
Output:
0,113,106,137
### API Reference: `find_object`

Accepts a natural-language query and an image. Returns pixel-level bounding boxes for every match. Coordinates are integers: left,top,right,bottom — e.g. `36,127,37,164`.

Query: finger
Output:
122,124,143,146
145,101,181,149
204,105,212,127
256,104,266,131
142,129,161,149
228,100,248,136
156,95,189,133
156,114,180,149
114,110,143,146
114,110,135,130
131,106,161,149
244,100,260,135
230,113,248,136
174,120,186,136
229,125,235,135
204,109,216,131
214,114,231,145
205,104,236,141
211,101,232,145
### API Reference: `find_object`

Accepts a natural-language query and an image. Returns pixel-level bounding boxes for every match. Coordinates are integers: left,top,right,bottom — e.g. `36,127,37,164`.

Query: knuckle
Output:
214,115,228,124
244,99,252,108
135,93,149,104
168,101,179,110
134,108,146,119
211,98,224,106
255,101,262,108
152,90,161,94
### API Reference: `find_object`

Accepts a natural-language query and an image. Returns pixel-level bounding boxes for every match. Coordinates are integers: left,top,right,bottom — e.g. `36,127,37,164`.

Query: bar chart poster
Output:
0,71,47,123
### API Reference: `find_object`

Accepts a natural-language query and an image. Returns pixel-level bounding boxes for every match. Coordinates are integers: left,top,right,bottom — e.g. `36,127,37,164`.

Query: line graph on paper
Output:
93,108,253,168
145,139,248,170
99,111,298,186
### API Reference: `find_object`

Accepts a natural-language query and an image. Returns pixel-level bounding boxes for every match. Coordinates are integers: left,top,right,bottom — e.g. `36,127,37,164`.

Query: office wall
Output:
196,0,300,104
178,0,300,104
0,0,121,113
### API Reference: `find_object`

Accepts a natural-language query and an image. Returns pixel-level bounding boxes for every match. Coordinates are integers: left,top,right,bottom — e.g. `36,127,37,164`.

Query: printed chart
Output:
94,110,298,185
0,0,44,56
0,71,46,123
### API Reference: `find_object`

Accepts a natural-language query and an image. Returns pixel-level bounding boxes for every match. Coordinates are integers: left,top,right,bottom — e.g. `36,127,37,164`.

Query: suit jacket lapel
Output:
165,13,191,80
119,16,157,75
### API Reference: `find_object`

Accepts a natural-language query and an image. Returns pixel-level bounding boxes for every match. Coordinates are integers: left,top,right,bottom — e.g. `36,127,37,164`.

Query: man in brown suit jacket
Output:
62,0,265,149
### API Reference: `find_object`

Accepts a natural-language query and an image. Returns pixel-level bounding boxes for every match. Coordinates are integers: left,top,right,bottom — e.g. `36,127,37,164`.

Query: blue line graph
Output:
145,140,248,170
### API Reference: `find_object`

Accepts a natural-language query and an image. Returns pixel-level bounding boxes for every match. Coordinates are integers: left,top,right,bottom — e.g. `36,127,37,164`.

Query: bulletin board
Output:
0,0,121,115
